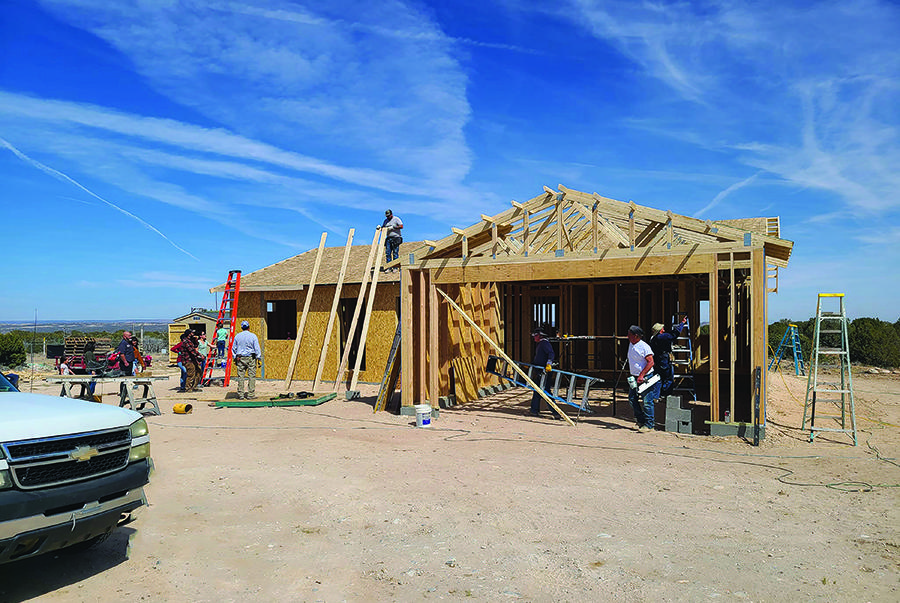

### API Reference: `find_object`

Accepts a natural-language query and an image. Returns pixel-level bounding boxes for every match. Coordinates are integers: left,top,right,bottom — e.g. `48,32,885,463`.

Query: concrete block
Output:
477,387,489,398
666,407,691,422
708,422,765,439
666,395,683,410
666,417,692,434
345,390,360,400
438,396,451,409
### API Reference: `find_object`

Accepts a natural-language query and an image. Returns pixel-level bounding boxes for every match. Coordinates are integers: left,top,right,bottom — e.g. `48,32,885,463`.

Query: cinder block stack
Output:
664,395,692,434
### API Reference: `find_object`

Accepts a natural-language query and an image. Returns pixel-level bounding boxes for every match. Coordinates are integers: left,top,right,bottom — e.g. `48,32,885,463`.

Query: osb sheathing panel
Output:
445,283,500,404
236,285,400,383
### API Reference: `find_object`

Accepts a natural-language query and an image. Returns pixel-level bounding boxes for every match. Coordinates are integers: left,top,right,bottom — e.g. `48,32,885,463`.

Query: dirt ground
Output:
1,364,898,602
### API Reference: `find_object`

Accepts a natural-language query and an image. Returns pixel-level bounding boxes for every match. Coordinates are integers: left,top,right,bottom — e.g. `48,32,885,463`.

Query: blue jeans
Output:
658,362,674,398
385,236,402,263
177,362,187,390
629,379,661,429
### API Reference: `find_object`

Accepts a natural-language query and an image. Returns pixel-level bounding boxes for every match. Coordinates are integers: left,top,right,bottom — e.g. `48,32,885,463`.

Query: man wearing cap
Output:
232,320,262,400
627,325,661,432
649,316,689,398
377,209,403,271
114,331,136,376
529,325,560,419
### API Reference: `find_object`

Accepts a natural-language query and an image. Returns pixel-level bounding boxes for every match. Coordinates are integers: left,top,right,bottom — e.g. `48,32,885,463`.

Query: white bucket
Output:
415,404,432,428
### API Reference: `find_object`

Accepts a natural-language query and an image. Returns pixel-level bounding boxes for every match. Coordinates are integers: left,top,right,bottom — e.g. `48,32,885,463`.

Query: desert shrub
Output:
0,332,26,367
849,318,900,368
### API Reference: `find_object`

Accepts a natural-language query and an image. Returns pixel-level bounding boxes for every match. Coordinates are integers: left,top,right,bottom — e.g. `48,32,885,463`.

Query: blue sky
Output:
1,0,898,322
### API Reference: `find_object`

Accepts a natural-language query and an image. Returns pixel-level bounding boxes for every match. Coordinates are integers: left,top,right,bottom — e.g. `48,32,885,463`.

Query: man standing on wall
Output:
377,209,403,271
627,325,661,432
232,320,262,400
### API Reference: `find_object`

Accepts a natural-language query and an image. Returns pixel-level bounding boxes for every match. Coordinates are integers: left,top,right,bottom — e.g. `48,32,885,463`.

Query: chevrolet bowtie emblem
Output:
70,446,99,462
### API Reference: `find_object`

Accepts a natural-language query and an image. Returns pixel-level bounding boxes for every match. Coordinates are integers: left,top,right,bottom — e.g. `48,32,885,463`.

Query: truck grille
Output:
2,428,132,490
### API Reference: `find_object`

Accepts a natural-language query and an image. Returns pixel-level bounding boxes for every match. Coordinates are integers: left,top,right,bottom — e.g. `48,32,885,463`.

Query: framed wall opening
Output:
266,299,296,340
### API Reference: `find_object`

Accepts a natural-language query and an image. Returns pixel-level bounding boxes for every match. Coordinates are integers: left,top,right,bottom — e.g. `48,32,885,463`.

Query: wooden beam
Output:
400,266,414,407
751,247,767,423
418,269,427,402
284,232,327,389
312,228,354,391
709,261,719,419
628,201,636,250
729,252,736,421
491,222,498,259
333,229,381,392
349,231,388,391
437,288,575,426
428,273,440,405
428,249,716,284
666,210,674,250
556,194,564,251
520,209,530,256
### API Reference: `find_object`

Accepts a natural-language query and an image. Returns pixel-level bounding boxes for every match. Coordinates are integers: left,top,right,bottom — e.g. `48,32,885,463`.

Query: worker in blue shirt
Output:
649,316,688,398
232,320,262,400
528,325,559,419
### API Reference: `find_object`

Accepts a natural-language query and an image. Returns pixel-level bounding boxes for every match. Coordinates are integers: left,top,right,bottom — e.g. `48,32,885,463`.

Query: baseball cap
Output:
241,320,249,328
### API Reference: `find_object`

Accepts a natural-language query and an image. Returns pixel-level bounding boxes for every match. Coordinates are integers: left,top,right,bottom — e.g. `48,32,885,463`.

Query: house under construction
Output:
214,184,792,434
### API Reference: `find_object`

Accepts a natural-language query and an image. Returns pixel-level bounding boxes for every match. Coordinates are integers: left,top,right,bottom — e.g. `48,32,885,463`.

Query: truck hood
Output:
0,392,141,442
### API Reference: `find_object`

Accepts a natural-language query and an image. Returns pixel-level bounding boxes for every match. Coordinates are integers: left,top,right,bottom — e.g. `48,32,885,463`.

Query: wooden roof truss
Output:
413,184,792,268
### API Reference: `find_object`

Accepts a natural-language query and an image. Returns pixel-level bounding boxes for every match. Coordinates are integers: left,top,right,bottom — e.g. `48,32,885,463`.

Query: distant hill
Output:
0,319,171,334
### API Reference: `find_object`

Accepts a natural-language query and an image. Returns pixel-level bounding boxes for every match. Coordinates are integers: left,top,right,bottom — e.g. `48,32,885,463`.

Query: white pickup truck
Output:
0,372,152,563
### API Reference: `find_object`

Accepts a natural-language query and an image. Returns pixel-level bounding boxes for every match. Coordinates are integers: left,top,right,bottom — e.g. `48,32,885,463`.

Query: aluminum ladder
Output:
802,293,856,445
768,324,805,376
202,270,241,387
670,313,696,401
485,355,601,412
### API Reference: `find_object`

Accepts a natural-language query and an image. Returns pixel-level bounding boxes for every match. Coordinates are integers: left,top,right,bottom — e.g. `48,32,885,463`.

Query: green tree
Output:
0,332,26,368
848,318,900,368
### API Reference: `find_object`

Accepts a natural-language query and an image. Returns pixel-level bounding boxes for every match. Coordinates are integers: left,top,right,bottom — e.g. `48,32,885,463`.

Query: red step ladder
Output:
202,270,241,386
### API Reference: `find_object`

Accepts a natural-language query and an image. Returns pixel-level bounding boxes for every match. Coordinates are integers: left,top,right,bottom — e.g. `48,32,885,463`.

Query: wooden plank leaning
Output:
333,228,383,392
436,288,574,426
284,232,327,389
349,231,388,392
312,228,355,391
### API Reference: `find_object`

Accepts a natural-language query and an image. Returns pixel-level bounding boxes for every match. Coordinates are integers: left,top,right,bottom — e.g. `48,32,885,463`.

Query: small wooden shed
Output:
167,310,218,364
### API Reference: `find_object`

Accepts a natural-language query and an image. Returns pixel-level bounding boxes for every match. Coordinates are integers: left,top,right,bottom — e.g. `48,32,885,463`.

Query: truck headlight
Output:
0,469,13,490
129,442,151,462
130,418,149,439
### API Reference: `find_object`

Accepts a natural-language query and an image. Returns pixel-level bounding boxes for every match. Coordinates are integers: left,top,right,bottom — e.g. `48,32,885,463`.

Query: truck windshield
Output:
0,372,20,392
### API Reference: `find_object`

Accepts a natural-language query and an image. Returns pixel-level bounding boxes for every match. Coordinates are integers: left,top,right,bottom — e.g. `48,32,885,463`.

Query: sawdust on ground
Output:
1,364,898,602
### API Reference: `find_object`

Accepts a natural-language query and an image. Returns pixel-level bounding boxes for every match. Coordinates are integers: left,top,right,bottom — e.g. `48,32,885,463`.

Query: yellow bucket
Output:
173,403,193,414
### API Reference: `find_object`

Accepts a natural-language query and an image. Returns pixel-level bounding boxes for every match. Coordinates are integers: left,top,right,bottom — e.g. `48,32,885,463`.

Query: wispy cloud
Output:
695,172,761,218
564,0,900,215
38,0,474,186
116,272,216,289
0,136,199,261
